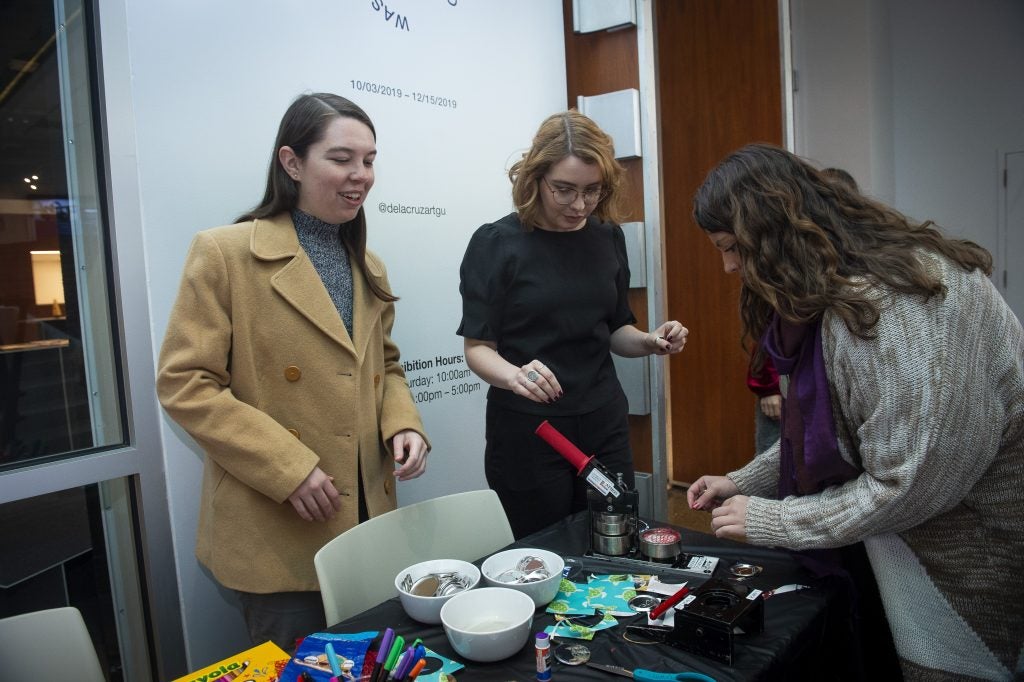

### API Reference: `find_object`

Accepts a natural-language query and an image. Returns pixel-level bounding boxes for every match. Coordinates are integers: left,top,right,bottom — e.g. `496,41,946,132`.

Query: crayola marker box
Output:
172,640,290,682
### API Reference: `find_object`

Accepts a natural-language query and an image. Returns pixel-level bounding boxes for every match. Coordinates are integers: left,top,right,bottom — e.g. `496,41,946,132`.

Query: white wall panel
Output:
118,0,567,666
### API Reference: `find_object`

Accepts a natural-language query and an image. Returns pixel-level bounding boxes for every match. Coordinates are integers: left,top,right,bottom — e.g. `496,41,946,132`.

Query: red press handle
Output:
649,585,691,620
535,420,593,475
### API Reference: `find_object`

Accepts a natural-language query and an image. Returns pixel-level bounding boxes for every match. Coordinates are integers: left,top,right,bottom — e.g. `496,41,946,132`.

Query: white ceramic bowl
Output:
480,547,565,608
394,559,481,624
440,587,536,662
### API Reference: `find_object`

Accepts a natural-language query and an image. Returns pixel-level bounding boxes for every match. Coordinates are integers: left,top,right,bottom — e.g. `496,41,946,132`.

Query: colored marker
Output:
406,658,427,681
325,642,342,678
388,650,410,681
402,644,422,677
385,635,405,671
397,644,425,682
378,635,403,682
372,628,394,682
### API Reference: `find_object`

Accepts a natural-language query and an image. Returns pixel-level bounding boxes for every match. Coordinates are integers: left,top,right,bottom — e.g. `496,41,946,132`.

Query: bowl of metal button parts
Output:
440,586,536,662
480,547,565,608
394,559,481,624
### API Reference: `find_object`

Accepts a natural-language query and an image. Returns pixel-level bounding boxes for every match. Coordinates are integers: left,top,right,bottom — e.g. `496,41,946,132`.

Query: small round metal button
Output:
729,562,763,579
553,643,590,666
374,374,381,387
284,365,301,381
627,594,661,613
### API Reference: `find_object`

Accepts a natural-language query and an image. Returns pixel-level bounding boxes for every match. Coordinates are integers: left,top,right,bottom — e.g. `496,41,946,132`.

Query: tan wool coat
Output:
157,213,428,593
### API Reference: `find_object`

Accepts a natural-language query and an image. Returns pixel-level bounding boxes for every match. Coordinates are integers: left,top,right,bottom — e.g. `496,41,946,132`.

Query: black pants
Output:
484,393,634,539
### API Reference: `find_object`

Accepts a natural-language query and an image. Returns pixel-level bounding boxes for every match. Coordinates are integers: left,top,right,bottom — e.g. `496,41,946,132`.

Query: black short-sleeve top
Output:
457,212,636,415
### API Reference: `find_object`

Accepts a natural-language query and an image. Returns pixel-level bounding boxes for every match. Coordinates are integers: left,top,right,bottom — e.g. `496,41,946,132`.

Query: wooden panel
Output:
563,0,639,102
563,0,651,471
656,0,783,483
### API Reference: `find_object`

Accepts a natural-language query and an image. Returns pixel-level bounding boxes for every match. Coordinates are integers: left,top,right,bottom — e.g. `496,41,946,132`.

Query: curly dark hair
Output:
693,143,992,347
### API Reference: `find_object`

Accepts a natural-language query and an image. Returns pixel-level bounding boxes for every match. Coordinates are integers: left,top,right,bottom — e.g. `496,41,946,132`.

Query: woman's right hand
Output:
760,394,782,420
509,359,562,404
686,475,740,511
287,466,341,522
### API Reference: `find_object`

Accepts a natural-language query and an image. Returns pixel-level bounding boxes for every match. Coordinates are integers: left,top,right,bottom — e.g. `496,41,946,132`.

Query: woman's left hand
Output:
710,495,749,542
392,430,429,480
648,320,689,355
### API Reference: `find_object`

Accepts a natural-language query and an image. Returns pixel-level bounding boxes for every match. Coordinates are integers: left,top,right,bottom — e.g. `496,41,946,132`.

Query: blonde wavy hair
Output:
509,111,626,230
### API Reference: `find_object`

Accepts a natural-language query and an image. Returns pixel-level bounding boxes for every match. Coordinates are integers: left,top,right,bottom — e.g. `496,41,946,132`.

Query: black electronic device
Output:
665,577,764,665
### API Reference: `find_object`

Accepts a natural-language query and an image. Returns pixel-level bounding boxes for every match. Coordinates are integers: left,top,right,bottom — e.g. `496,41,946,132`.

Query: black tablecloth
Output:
330,511,852,681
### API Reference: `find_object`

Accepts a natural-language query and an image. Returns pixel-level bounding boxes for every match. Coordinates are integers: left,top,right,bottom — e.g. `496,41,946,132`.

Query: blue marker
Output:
324,641,342,678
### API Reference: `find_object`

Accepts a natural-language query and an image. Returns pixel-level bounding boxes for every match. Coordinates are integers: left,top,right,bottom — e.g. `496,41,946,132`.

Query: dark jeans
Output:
485,393,634,539
235,590,326,653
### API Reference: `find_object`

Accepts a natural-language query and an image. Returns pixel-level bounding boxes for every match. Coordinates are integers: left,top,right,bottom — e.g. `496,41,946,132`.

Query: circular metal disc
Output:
627,594,662,613
410,574,440,596
554,643,591,666
729,562,763,578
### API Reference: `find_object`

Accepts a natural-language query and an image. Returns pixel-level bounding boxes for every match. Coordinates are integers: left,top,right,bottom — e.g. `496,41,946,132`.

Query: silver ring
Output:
526,370,540,382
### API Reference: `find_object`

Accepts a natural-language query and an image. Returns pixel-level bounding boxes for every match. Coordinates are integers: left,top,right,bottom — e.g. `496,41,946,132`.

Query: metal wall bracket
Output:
572,0,637,34
577,88,642,160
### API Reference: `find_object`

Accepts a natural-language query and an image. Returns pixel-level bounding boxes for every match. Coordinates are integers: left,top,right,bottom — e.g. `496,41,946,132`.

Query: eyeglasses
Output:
542,177,607,206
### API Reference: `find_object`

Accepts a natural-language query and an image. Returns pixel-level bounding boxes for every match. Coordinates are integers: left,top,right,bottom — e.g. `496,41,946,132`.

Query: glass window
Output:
0,0,123,468
0,482,137,681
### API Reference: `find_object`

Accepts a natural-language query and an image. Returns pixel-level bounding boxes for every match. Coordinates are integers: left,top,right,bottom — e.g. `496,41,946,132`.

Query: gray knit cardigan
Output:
729,252,1024,680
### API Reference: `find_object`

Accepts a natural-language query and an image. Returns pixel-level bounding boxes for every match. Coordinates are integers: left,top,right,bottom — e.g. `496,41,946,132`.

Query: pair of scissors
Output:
586,662,716,682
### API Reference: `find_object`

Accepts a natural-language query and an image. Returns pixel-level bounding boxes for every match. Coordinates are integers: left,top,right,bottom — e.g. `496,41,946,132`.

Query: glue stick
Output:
535,632,551,681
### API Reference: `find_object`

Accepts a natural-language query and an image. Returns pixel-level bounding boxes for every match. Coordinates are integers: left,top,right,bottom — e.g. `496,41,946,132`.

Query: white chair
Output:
0,606,106,682
314,488,515,625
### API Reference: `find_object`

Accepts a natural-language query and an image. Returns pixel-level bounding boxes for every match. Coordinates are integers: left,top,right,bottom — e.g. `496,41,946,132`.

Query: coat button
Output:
384,479,392,495
374,374,381,387
285,365,301,382
287,428,300,439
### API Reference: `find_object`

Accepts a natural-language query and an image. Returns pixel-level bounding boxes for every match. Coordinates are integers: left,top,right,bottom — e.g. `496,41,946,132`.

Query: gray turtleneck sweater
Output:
292,209,354,337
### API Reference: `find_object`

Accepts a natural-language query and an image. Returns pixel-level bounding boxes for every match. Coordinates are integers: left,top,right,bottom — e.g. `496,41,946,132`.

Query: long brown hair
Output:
238,93,396,302
509,111,626,230
693,143,992,347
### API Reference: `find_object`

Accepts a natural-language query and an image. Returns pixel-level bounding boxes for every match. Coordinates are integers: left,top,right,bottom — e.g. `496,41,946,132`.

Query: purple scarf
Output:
761,315,859,497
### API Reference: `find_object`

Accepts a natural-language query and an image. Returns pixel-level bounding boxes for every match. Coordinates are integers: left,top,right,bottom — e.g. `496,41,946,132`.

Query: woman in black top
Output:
458,111,687,538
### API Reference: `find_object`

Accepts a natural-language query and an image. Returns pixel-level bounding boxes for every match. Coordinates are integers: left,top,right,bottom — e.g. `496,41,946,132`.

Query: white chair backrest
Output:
314,489,515,625
0,606,106,682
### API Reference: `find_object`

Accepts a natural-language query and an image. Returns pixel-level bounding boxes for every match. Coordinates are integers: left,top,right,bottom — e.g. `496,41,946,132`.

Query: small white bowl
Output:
481,547,565,608
394,559,481,624
440,587,535,662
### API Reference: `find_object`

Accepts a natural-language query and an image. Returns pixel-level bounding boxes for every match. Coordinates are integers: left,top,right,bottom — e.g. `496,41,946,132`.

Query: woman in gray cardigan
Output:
688,143,1022,680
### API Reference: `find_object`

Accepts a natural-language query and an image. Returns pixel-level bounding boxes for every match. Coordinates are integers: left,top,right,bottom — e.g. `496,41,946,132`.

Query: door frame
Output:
0,0,187,678
997,148,1024,319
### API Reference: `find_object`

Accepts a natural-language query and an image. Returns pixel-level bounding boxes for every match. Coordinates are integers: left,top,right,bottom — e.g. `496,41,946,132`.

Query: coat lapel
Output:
251,214,356,356
351,251,386,359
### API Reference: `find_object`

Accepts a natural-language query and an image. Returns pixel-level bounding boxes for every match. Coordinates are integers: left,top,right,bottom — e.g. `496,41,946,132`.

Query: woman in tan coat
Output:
157,93,429,650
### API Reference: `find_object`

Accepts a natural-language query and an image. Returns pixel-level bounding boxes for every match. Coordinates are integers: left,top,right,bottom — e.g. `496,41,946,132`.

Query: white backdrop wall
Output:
123,0,567,666
791,0,1024,295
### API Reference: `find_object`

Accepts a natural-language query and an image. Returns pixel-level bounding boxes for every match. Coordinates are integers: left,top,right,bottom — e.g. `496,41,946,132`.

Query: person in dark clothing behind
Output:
458,110,687,539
